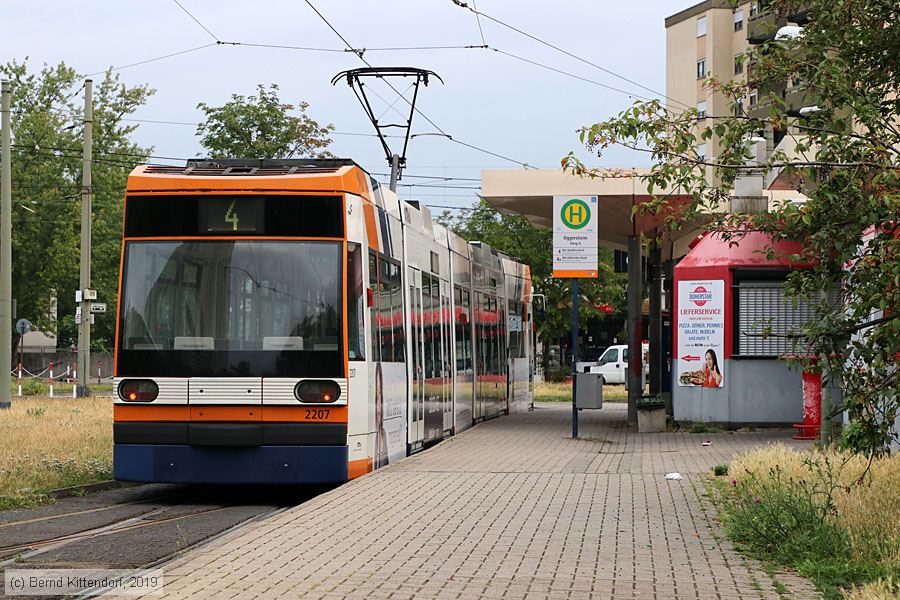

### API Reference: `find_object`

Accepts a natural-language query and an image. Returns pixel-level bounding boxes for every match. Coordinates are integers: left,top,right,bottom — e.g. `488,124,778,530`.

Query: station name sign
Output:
552,195,598,278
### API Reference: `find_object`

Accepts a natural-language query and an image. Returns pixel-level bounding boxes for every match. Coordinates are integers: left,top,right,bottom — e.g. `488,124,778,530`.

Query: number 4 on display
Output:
225,199,239,231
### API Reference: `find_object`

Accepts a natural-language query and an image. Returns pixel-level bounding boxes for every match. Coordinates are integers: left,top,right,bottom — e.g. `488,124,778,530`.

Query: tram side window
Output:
368,251,379,362
454,286,472,373
422,275,434,379
508,301,525,359
373,257,405,363
390,262,405,362
347,244,365,360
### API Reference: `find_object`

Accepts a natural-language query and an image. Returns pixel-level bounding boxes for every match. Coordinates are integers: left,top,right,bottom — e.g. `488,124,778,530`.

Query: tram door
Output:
408,269,425,448
421,273,445,442
473,291,485,421
439,279,453,435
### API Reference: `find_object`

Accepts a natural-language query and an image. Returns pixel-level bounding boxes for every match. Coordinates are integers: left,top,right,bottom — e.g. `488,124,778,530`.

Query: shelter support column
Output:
627,235,642,426
649,241,662,397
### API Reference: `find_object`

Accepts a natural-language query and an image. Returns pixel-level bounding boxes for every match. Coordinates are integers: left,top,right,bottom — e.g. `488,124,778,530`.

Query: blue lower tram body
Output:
114,444,349,484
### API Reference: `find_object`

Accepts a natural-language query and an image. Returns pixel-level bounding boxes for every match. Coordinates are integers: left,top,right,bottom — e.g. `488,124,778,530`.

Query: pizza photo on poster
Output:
677,280,725,388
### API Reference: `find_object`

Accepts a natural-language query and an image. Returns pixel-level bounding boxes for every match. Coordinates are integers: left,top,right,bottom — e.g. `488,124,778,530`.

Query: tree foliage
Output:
564,0,899,449
2,59,154,354
196,84,334,159
439,201,627,363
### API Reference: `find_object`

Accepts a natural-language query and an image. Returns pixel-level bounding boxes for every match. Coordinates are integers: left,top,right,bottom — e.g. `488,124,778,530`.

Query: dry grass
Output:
0,395,112,506
534,380,628,403
843,578,898,599
730,444,900,568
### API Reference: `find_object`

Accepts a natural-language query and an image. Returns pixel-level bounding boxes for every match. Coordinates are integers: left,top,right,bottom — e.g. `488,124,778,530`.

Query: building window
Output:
696,143,707,161
696,100,707,119
697,16,707,37
734,9,744,31
749,1,759,18
749,89,758,107
697,58,707,79
734,55,744,74
734,97,745,116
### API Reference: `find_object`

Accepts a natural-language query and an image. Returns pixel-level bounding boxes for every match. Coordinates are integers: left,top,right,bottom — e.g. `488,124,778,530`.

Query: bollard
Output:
17,362,22,397
97,360,101,384
793,359,821,440
49,361,54,398
72,363,77,398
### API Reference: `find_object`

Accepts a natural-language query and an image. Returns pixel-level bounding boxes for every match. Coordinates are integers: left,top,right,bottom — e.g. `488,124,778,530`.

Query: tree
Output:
564,0,899,451
196,84,334,159
1,59,154,356
439,201,627,371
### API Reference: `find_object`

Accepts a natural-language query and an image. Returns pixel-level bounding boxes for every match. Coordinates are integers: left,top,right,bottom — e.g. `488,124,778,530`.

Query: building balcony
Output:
785,5,813,25
747,11,789,44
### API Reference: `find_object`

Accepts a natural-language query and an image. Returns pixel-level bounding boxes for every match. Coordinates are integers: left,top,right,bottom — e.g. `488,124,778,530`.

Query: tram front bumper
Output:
113,444,349,484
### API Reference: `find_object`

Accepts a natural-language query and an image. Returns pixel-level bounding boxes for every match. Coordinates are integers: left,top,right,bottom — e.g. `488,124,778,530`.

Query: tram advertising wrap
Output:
112,159,534,485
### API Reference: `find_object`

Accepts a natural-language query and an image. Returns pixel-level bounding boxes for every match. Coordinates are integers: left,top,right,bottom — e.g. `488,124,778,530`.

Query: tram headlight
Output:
294,380,341,403
118,379,159,402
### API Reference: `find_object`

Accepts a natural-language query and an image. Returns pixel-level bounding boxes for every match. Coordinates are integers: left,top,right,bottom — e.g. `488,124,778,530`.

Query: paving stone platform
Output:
144,403,820,599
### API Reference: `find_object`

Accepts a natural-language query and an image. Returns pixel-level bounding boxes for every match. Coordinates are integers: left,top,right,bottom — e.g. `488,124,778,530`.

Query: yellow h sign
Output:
560,199,590,229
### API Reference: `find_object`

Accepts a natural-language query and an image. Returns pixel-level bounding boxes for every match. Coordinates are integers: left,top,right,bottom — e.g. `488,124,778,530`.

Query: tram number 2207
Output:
305,409,330,420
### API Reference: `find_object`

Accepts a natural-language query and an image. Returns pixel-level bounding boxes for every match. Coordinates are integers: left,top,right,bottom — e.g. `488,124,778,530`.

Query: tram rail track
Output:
0,489,194,531
0,504,235,561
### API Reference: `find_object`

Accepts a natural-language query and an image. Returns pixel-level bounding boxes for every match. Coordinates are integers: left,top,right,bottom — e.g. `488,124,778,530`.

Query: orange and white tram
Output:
113,159,534,484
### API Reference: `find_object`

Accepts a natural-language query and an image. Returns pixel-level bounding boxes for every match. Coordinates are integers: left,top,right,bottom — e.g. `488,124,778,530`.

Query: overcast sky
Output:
5,0,696,211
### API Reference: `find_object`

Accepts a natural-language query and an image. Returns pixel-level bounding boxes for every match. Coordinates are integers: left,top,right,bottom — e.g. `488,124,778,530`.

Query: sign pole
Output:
0,81,11,410
571,279,579,438
553,195,597,439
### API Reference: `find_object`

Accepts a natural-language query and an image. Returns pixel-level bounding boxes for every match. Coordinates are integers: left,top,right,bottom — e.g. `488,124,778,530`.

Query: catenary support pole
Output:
0,81,11,409
76,80,92,398
571,278,579,438
389,153,400,193
626,235,643,426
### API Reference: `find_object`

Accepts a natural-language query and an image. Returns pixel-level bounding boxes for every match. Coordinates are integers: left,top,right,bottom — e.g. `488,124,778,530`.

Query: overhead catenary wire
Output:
86,43,218,77
472,0,488,47
492,49,655,102
303,0,532,169
172,0,220,42
450,0,690,109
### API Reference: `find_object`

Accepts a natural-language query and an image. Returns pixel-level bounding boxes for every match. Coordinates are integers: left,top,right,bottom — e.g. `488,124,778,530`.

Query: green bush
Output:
712,464,729,476
839,421,888,457
543,365,572,383
20,379,47,396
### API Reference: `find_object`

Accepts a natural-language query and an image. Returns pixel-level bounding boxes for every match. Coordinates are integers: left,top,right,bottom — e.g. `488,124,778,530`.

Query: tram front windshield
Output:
117,240,342,377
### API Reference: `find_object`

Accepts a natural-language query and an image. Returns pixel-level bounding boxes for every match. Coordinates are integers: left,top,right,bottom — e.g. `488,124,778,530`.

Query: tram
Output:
112,158,534,484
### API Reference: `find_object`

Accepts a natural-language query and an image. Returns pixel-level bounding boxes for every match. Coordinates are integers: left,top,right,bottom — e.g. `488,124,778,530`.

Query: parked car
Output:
588,343,649,384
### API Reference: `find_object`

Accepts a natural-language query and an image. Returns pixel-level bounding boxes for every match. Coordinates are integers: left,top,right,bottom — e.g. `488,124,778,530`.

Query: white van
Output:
589,343,649,384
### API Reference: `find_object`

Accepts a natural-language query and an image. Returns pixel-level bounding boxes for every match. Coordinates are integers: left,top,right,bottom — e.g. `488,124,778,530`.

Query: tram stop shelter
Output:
480,168,706,426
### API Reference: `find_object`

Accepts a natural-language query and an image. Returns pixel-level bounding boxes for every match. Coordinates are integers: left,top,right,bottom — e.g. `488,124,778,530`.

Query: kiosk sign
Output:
677,279,725,387
552,195,598,278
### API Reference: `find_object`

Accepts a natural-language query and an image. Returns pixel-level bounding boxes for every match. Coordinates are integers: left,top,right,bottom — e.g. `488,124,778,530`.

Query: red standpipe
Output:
793,358,821,440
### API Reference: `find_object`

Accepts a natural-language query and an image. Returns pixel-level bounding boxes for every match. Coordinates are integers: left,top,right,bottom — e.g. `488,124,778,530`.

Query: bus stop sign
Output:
15,318,31,335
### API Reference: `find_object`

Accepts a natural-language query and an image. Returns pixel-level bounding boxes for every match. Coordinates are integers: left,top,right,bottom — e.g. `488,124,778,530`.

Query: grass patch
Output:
708,445,900,599
534,380,628,403
0,395,113,508
8,377,113,394
690,421,721,434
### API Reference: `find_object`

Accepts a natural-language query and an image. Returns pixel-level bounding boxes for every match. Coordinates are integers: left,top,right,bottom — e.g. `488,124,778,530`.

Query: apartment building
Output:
666,1,751,167
666,1,814,170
